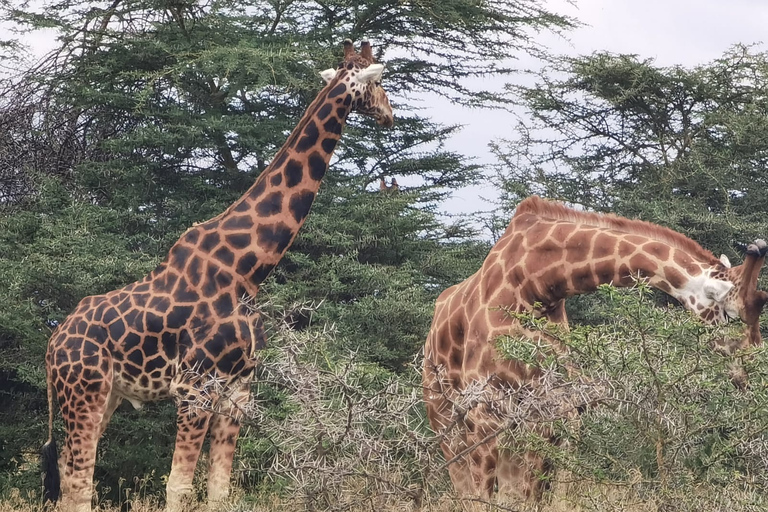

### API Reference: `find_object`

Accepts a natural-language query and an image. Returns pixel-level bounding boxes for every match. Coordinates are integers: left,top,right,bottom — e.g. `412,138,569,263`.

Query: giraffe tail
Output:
41,349,61,503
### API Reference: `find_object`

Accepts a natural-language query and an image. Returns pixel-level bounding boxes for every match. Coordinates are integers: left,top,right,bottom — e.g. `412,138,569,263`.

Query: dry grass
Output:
0,480,662,512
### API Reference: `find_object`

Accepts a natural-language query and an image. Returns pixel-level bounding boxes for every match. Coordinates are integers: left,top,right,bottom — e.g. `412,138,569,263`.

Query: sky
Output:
429,0,768,220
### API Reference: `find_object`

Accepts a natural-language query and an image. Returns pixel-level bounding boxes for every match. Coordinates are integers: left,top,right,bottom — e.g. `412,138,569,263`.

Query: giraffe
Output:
379,177,399,192
423,195,768,501
41,39,393,512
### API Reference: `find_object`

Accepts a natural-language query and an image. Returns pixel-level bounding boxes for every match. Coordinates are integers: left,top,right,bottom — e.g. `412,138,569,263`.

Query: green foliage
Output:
0,0,571,503
500,284,768,510
496,45,768,258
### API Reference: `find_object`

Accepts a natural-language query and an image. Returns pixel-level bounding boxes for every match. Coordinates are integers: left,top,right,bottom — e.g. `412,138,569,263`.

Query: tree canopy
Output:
495,45,768,256
0,0,573,500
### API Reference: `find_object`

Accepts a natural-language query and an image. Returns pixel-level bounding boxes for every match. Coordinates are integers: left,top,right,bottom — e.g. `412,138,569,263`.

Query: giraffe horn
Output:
360,40,374,61
343,39,355,59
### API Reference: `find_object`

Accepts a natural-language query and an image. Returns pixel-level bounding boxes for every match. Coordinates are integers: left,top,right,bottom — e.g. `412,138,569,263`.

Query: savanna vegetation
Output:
1,0,768,510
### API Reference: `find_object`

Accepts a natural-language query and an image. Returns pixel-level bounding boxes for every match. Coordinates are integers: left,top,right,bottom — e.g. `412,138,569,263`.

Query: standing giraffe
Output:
423,195,768,501
42,40,393,512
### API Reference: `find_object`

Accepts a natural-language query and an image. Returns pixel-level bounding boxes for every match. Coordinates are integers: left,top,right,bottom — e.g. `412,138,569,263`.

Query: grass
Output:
0,477,661,512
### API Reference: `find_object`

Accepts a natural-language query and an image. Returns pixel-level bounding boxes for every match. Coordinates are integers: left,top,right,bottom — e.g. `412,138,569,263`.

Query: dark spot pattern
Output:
251,263,276,285
256,191,283,217
323,117,342,135
256,223,293,254
308,152,326,181
225,233,251,250
284,160,303,188
213,294,234,316
321,138,337,153
222,216,254,230
328,83,347,98
236,252,259,276
289,191,316,223
213,246,235,266
296,121,319,152
200,232,220,253
317,103,332,119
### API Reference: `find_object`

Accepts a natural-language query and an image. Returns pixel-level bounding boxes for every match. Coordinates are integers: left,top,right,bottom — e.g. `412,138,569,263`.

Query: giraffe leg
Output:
206,380,250,506
165,405,211,512
462,432,497,499
496,445,549,501
98,391,123,437
423,373,483,497
58,383,111,512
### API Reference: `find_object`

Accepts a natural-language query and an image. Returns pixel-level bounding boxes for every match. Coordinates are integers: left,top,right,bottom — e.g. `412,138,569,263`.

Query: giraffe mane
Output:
514,196,719,264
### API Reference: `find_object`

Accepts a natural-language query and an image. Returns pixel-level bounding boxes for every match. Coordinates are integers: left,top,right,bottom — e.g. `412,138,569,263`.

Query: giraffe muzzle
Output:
377,113,394,128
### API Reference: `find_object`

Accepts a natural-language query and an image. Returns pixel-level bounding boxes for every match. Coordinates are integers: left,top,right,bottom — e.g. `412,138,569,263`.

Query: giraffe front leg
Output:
165,405,211,512
206,380,250,507
496,440,550,501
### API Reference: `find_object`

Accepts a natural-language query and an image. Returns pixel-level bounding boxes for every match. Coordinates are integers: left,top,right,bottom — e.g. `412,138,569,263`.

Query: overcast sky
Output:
433,0,768,218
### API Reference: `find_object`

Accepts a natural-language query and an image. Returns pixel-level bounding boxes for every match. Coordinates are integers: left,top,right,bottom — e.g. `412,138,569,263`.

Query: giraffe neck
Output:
496,217,722,312
193,77,353,292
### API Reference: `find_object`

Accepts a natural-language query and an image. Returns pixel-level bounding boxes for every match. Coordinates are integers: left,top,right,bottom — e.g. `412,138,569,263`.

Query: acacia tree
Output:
0,0,573,499
495,45,768,255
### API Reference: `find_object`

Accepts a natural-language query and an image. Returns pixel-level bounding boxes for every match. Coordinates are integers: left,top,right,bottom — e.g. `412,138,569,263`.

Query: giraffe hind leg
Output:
165,392,212,512
57,376,112,512
206,379,251,506
98,391,123,437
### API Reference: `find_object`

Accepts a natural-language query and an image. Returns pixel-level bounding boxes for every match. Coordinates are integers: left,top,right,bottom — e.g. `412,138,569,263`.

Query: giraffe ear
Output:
320,68,337,83
357,63,384,84
719,254,732,268
704,280,734,302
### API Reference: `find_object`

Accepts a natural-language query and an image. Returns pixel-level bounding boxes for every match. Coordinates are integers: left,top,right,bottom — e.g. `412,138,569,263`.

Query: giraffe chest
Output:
111,353,174,406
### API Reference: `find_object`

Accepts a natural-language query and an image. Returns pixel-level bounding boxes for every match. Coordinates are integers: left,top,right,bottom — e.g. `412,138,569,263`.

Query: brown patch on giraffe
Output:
643,242,670,261
616,263,634,285
539,267,568,299
629,253,658,276
521,219,554,248
624,234,648,245
519,278,542,304
549,222,576,243
593,233,617,258
594,259,617,284
617,240,636,258
569,264,597,292
673,250,703,276
565,231,595,263
663,265,686,289
525,239,564,272
507,265,527,288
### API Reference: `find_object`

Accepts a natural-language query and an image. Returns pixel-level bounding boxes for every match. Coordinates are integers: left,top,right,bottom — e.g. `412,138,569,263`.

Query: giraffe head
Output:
319,39,394,128
676,240,768,344
716,240,768,346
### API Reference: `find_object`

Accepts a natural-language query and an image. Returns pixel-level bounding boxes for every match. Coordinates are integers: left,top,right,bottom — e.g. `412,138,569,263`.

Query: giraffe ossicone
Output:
423,195,767,501
42,39,393,512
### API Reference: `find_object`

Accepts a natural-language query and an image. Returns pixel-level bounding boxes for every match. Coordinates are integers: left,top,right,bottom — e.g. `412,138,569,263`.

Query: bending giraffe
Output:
42,40,393,512
423,195,768,501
